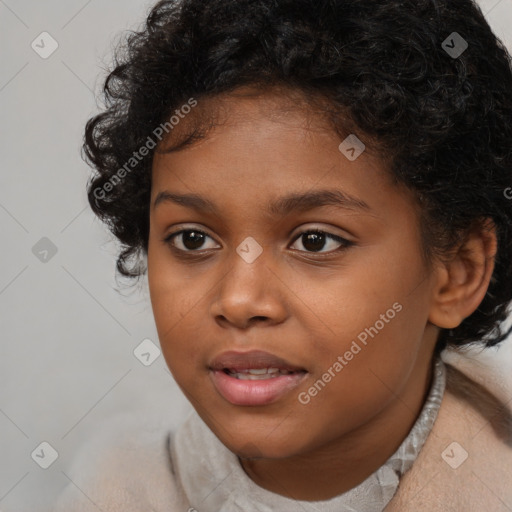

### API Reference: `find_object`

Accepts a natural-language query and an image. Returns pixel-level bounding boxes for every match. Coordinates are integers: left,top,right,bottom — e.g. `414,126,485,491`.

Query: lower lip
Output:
209,370,307,406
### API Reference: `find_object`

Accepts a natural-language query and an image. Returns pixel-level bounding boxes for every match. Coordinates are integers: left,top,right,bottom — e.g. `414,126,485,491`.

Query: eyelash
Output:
162,227,354,257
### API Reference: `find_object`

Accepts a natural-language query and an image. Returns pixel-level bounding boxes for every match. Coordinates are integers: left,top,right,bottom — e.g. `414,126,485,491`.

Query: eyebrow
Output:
152,189,370,216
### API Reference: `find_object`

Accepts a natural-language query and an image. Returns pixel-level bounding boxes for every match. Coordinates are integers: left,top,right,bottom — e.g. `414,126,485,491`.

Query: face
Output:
147,89,440,460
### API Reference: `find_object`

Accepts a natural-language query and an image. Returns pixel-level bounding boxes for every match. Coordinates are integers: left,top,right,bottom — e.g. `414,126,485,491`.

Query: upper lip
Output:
209,350,307,372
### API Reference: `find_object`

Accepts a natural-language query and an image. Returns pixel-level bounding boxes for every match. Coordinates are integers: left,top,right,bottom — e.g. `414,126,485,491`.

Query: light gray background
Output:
1,0,511,510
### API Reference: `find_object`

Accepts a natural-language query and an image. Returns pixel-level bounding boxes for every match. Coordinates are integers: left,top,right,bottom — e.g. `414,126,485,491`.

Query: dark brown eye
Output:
164,229,219,252
290,230,353,254
301,232,327,252
181,231,206,250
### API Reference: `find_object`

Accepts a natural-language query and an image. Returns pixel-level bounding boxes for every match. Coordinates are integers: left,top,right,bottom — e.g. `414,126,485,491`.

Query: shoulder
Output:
52,412,189,511
386,361,512,512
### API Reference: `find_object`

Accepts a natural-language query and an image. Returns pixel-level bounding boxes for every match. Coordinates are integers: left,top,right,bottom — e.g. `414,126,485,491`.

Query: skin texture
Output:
147,88,497,501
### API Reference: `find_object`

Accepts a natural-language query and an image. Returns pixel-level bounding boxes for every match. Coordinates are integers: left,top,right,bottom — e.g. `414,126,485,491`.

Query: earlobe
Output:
428,219,497,330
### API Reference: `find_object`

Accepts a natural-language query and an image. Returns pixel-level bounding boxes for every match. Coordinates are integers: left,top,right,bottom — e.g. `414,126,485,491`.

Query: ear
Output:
428,219,498,330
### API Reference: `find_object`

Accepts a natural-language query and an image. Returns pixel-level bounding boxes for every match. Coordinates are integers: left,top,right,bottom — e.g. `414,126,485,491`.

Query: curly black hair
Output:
84,0,512,351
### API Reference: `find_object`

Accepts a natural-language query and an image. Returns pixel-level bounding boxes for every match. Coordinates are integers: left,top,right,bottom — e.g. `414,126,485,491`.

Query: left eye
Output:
289,230,352,253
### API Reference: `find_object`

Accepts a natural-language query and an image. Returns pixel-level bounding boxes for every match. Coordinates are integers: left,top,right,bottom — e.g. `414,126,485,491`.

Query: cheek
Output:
148,246,185,352
147,247,214,375
297,257,430,408
149,283,197,360
304,262,424,355
148,239,198,323
293,313,420,444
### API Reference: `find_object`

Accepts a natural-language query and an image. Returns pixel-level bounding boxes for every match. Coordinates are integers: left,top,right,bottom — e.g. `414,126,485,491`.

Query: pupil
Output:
303,232,325,252
183,231,205,250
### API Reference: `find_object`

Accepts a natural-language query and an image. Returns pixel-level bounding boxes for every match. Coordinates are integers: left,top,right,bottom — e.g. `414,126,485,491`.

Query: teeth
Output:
247,368,270,375
226,368,297,380
236,373,280,380
247,368,281,375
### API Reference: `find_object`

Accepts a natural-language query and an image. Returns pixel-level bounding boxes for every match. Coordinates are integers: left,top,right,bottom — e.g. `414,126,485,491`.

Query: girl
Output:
54,0,512,510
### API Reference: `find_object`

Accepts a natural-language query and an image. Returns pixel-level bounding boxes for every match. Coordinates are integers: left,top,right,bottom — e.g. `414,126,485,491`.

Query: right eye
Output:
163,229,221,252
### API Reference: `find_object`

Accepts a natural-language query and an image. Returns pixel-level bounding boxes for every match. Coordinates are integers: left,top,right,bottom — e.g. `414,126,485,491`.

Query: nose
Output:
210,251,288,330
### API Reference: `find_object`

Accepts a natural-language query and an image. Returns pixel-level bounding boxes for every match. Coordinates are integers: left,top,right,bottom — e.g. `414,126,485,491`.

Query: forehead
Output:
156,85,357,154
150,87,416,222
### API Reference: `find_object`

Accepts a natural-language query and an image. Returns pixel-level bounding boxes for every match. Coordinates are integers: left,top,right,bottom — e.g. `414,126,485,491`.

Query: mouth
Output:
208,350,308,406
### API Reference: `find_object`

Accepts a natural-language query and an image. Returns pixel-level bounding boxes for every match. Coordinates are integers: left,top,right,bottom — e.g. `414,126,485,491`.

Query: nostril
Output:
251,316,267,322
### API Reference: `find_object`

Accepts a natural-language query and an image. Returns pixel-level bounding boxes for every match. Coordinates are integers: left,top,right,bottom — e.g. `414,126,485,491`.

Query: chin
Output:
215,425,305,460
192,393,312,457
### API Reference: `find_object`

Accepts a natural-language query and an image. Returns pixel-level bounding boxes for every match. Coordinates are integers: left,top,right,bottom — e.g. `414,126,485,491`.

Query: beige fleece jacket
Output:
385,363,512,511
